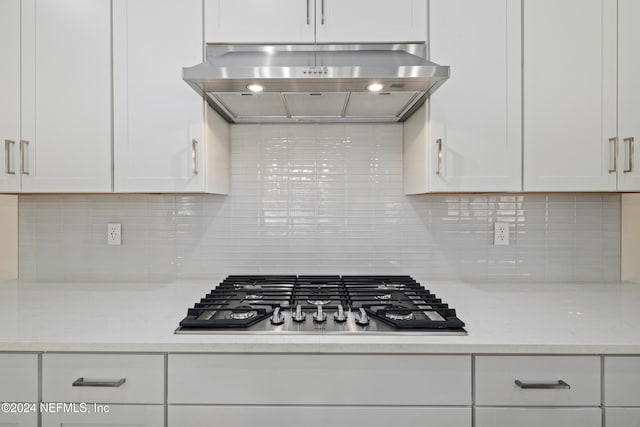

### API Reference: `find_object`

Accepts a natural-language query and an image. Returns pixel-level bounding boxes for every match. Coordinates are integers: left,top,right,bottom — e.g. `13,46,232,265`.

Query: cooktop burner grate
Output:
177,275,466,334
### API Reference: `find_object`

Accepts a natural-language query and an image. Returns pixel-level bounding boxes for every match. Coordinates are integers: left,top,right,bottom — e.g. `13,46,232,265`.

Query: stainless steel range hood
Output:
183,44,449,124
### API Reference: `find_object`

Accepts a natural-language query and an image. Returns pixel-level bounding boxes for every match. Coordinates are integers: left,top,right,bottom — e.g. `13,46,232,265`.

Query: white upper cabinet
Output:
205,0,315,43
20,0,112,193
404,0,521,194
523,0,618,191
0,0,21,193
205,0,426,44
314,0,427,43
113,0,230,193
617,0,640,190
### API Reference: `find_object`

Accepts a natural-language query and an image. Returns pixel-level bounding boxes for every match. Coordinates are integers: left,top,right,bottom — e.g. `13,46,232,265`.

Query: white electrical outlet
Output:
107,223,122,245
494,222,509,246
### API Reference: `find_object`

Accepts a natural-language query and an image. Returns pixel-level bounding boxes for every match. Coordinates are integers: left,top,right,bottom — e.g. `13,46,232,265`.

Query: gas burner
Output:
375,294,392,300
244,294,263,300
385,309,415,321
228,310,258,320
307,299,331,306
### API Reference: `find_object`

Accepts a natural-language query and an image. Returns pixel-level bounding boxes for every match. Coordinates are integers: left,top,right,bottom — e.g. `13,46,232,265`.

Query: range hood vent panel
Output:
285,93,348,118
184,44,450,124
345,92,421,118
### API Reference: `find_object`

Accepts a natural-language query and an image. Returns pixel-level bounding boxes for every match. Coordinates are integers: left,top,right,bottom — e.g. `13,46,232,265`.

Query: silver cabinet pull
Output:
436,138,443,175
306,0,310,24
609,137,618,173
515,379,570,390
72,377,126,388
624,137,635,173
20,140,29,175
192,139,199,175
321,0,325,25
4,140,15,175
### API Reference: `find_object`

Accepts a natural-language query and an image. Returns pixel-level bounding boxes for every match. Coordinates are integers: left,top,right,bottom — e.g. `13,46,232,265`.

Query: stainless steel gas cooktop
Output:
175,275,466,335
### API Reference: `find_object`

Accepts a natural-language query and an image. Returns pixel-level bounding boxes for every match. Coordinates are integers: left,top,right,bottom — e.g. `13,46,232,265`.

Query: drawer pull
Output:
72,377,126,388
514,379,570,390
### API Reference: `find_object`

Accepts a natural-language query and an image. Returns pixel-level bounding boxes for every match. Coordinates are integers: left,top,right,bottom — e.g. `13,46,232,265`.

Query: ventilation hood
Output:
183,44,449,124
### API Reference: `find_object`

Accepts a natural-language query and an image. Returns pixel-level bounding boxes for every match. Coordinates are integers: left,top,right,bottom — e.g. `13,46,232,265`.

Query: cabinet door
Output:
315,0,427,43
617,0,640,190
523,0,617,191
42,354,164,404
606,409,640,427
20,0,112,193
169,406,471,427
41,405,164,427
0,354,38,403
205,0,315,43
475,356,601,407
113,0,206,192
604,356,640,406
0,0,21,193
0,413,37,427
169,354,471,405
428,0,521,192
476,408,601,427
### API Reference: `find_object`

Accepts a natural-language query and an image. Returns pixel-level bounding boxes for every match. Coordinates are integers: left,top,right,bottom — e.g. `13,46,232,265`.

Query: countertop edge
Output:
2,342,640,355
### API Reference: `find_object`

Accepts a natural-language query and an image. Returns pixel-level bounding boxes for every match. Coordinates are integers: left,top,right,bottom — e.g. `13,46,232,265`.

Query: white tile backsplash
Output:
18,124,621,282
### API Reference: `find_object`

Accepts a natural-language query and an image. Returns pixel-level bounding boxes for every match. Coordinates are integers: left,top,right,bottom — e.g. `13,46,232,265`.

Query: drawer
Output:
169,406,471,427
0,353,38,402
475,356,600,406
42,353,164,404
42,404,164,427
605,356,640,406
169,354,471,405
0,411,37,427
606,408,640,427
476,408,601,427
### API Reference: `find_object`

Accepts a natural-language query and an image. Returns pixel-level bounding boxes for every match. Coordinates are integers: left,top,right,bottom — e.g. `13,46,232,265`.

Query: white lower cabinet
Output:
475,356,601,427
169,406,470,426
41,354,165,426
0,413,37,427
606,408,640,427
605,356,640,427
475,408,602,427
41,405,164,427
169,354,471,405
604,356,640,407
0,354,38,427
168,354,472,427
475,356,601,406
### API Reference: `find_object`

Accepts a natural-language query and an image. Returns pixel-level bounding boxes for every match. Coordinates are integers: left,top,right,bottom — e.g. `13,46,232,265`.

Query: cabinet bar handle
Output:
321,0,325,25
515,379,570,390
192,139,199,175
72,377,126,388
608,137,618,173
624,137,635,173
306,0,310,24
20,140,29,175
436,138,443,175
4,140,15,175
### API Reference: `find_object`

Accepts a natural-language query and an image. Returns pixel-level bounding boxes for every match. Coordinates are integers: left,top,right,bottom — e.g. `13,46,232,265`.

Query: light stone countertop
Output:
0,278,639,354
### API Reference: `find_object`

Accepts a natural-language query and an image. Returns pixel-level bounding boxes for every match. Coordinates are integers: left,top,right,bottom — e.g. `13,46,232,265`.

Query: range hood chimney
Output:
183,44,449,124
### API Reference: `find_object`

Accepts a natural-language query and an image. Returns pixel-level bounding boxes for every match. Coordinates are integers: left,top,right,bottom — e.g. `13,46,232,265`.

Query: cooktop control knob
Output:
333,304,347,323
312,304,327,323
292,304,306,322
355,308,369,326
270,307,285,325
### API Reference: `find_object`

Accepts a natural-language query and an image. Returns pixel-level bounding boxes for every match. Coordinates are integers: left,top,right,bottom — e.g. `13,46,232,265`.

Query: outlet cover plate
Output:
494,222,509,246
107,223,122,245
